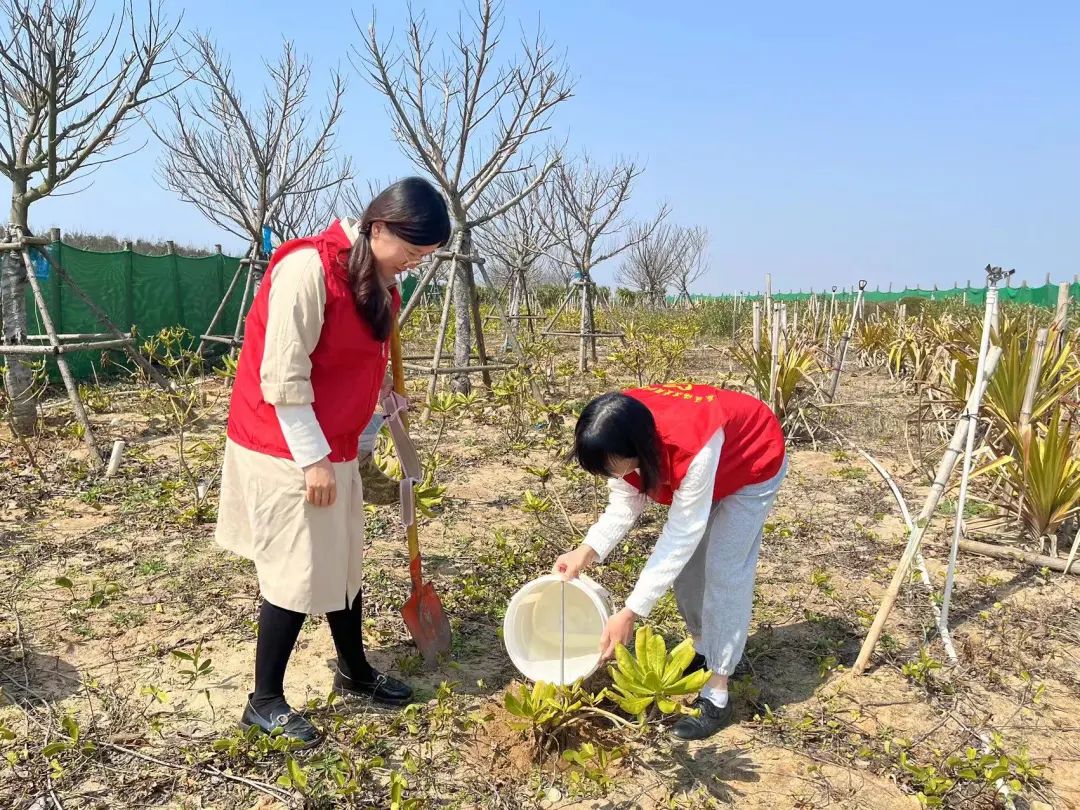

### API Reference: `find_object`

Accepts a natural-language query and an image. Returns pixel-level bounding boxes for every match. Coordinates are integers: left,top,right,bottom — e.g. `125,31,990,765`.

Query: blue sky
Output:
5,0,1079,294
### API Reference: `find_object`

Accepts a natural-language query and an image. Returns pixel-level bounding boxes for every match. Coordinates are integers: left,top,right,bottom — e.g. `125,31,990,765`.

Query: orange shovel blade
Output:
402,579,452,665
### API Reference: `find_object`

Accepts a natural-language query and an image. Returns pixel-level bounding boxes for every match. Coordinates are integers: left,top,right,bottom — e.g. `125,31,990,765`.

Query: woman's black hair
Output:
348,176,451,340
573,392,662,494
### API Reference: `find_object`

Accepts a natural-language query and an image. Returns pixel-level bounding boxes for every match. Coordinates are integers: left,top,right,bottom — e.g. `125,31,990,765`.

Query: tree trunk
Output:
2,193,37,434
451,227,474,394
585,276,597,364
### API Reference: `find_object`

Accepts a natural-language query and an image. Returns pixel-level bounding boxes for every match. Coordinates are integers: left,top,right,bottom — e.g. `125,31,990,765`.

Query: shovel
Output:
383,315,452,665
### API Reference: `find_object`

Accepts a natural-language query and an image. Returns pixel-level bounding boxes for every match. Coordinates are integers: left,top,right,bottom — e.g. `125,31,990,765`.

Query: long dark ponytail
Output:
348,177,451,340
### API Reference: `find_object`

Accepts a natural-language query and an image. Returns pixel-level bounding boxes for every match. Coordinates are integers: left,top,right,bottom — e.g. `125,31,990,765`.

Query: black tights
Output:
251,592,374,710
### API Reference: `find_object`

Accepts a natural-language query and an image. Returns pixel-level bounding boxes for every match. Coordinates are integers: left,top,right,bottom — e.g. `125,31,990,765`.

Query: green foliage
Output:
213,353,239,381
730,335,820,428
520,489,552,516
39,715,96,781
976,408,1080,540
171,644,214,686
854,317,892,366
608,627,711,716
503,680,589,735
607,318,698,385
77,383,111,413
563,742,624,794
901,648,942,688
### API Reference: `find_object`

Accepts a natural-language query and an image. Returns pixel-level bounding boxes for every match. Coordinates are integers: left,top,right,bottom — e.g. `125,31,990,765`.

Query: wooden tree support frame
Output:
0,226,173,467
542,279,624,371
197,254,268,357
413,244,545,420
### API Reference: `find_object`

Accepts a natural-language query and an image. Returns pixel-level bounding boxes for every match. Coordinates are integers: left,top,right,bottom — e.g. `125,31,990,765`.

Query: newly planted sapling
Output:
426,391,466,455
503,681,633,747
521,489,553,519
172,644,214,685
562,742,624,794
504,680,583,737
608,626,712,717
901,648,942,689
40,715,97,781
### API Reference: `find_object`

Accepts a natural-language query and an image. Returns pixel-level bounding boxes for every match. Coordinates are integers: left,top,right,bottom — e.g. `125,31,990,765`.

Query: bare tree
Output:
270,179,345,242
153,34,350,257
357,0,572,393
473,172,555,326
0,0,181,432
543,154,666,369
617,223,707,308
673,226,708,307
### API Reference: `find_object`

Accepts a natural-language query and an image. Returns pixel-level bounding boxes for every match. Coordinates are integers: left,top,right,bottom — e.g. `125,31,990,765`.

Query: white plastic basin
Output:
503,574,613,685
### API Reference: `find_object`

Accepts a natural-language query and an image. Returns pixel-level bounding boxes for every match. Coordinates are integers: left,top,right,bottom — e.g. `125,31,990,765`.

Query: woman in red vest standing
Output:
554,383,787,740
215,178,450,747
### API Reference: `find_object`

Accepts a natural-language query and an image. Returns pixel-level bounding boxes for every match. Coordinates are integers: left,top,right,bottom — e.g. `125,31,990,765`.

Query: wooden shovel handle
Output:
389,315,421,565
389,314,409,431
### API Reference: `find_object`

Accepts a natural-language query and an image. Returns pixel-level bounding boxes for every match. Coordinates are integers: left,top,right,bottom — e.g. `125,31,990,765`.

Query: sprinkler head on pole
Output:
858,280,868,291
984,265,1015,285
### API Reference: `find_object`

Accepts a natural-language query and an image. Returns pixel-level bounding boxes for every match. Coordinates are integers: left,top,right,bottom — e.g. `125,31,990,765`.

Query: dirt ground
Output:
0,344,1077,809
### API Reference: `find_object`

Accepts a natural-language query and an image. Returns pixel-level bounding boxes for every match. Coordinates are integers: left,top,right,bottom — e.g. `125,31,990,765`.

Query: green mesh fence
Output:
691,282,1078,309
22,241,422,381
22,241,240,380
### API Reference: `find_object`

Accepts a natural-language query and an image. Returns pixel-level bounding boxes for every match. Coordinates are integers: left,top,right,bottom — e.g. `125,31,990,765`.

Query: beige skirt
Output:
215,439,365,614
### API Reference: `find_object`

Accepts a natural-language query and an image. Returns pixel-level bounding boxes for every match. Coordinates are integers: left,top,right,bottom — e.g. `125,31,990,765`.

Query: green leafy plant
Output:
426,390,466,455
901,648,942,688
214,353,239,381
389,769,421,810
608,626,712,716
40,715,96,781
521,489,552,518
77,383,111,413
731,335,820,429
563,742,624,794
503,681,585,736
976,409,1080,550
172,644,214,686
900,751,955,807
503,680,631,747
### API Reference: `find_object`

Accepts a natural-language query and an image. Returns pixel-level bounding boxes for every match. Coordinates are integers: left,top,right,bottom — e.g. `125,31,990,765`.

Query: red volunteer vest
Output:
622,383,785,505
226,220,399,463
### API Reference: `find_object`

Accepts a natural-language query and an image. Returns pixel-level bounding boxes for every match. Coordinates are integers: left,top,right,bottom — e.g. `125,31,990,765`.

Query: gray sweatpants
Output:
673,459,787,676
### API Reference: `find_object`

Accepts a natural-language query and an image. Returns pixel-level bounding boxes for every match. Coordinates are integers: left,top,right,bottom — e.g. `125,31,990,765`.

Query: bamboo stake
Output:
851,345,1003,675
768,304,780,410
472,259,546,406
961,538,1079,575
421,262,458,421
197,260,245,356
764,273,772,334
33,233,172,390
825,286,838,360
1019,328,1048,435
827,280,867,402
398,256,445,327
1063,524,1080,577
18,247,99,462
752,302,762,353
858,449,958,665
940,270,1003,627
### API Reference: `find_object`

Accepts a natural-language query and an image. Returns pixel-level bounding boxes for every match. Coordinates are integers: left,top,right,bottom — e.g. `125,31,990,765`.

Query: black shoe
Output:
669,697,734,741
239,696,321,749
334,668,414,707
684,651,707,676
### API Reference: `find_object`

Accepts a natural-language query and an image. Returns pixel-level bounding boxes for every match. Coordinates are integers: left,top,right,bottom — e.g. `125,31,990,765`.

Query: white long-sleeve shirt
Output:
583,428,725,618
